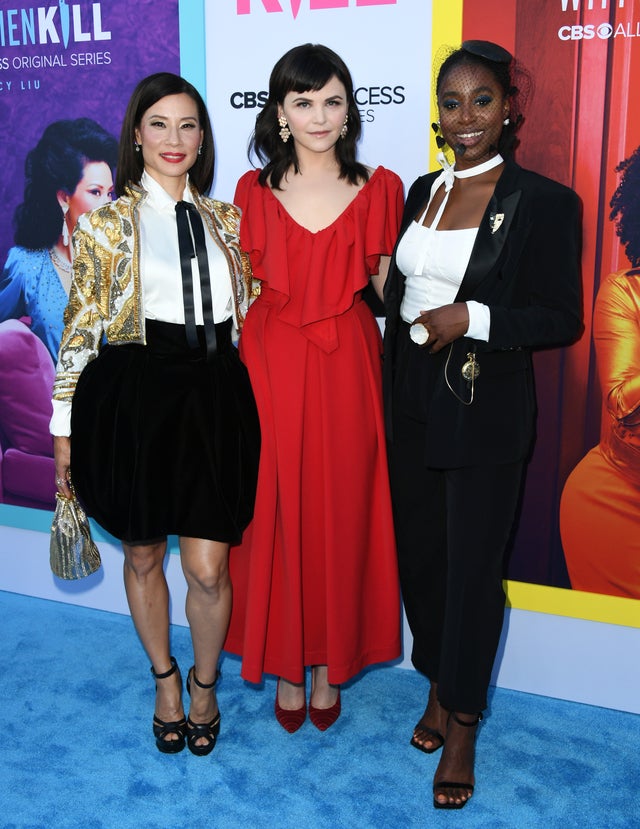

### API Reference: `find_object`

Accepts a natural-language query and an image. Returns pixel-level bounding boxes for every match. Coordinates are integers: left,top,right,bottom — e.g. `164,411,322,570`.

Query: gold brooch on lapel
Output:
490,212,504,234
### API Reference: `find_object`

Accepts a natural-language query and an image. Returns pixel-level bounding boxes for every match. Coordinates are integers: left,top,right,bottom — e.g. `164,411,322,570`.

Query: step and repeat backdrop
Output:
1,0,639,624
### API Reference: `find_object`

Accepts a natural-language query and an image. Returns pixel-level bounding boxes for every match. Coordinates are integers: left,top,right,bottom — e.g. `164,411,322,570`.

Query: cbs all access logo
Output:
230,84,405,123
559,0,640,40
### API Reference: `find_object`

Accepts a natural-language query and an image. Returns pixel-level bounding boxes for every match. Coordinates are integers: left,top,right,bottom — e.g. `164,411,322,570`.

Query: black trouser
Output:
388,408,524,713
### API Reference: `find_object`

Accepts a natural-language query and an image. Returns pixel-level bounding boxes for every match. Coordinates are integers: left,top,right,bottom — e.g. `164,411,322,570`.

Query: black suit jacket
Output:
383,158,583,467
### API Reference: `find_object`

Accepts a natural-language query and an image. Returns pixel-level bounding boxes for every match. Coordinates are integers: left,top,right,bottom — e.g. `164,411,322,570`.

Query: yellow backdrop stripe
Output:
505,580,640,629
429,0,463,168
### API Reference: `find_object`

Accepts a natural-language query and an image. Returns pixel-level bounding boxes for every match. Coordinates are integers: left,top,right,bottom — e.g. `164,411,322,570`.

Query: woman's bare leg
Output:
433,711,482,807
180,537,231,747
277,678,306,709
123,540,183,740
412,680,449,752
310,665,340,708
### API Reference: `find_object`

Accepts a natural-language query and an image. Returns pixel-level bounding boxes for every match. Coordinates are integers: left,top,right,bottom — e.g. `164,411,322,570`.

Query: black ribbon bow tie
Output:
175,200,217,358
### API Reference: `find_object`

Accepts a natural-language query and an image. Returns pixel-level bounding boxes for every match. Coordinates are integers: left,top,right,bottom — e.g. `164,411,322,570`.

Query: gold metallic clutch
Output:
49,485,101,580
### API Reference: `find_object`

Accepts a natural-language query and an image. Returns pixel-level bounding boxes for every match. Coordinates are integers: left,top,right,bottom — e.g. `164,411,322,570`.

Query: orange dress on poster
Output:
560,268,640,599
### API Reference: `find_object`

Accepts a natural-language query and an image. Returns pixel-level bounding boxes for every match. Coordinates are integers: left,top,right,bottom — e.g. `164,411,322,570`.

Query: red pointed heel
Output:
275,679,306,733
309,688,341,731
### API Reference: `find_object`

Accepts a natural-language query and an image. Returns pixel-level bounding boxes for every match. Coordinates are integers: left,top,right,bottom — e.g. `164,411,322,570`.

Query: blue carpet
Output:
0,590,638,829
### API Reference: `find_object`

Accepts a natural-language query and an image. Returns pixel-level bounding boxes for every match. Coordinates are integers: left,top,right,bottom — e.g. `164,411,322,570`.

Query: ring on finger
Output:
409,323,429,345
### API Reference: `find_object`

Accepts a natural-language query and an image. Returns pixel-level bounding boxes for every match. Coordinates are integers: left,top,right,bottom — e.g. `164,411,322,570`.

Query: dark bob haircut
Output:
251,43,368,189
435,40,530,158
116,72,214,197
610,145,640,268
13,118,118,250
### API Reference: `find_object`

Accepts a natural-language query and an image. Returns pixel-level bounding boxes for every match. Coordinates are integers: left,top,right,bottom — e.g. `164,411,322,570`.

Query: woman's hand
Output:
53,435,72,499
413,303,469,353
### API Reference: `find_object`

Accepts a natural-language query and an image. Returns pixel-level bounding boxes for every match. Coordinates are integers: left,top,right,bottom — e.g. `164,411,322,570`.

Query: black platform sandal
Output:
151,656,187,754
186,666,221,756
411,719,445,754
433,711,483,810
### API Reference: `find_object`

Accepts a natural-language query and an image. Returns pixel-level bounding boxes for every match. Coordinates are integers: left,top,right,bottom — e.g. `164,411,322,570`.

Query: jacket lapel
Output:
456,161,522,302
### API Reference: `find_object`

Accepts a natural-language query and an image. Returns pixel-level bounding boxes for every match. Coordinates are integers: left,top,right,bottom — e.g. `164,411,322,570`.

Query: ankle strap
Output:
151,656,179,680
450,711,483,727
191,667,221,690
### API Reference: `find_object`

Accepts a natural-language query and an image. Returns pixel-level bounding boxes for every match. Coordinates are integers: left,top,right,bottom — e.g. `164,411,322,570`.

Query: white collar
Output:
140,170,195,212
436,152,504,193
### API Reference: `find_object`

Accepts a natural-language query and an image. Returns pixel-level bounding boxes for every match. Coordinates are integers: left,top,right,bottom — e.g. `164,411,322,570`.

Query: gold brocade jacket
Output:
52,182,256,402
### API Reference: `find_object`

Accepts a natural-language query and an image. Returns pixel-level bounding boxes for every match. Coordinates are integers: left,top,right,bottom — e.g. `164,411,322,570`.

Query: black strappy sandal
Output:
151,657,187,754
186,666,221,756
410,684,446,754
433,711,483,810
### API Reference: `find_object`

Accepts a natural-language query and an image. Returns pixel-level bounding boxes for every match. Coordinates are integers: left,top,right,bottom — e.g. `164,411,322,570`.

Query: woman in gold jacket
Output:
50,72,260,757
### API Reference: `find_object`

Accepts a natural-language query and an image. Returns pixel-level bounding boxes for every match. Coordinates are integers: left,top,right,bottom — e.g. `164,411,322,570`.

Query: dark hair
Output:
13,118,118,249
435,40,529,158
251,43,368,189
116,72,214,196
610,145,640,267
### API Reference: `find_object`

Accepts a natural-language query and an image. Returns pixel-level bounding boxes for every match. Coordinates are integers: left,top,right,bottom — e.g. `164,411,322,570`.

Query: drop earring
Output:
278,115,291,143
503,117,510,126
134,141,140,152
340,115,348,139
198,144,203,156
61,203,69,247
431,121,446,150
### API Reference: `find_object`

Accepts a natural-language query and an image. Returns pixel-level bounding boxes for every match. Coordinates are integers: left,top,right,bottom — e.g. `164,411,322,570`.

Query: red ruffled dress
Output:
225,167,403,684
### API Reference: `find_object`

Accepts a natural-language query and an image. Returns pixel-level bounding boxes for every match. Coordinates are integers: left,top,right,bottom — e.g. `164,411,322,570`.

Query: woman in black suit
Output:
383,41,582,809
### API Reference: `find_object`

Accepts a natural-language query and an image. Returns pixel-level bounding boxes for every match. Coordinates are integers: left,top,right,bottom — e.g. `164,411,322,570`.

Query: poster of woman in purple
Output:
0,0,180,510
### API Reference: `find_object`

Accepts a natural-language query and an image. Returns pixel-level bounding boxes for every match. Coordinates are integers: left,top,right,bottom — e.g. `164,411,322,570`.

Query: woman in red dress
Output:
225,44,402,731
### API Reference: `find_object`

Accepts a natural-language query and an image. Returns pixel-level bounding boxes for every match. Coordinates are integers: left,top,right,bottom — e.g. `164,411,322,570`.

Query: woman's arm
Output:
52,220,107,404
486,186,583,350
411,302,470,353
53,435,72,499
371,255,391,303
593,272,640,425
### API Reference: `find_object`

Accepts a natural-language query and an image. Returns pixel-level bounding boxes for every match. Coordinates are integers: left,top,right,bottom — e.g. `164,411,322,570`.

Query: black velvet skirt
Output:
70,318,260,545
